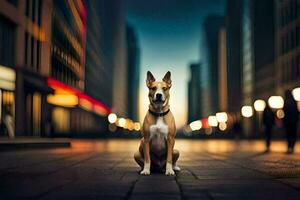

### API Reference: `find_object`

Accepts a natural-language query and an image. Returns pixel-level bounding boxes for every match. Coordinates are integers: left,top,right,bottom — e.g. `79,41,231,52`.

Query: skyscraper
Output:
126,23,140,121
188,63,202,122
226,0,243,114
203,15,225,114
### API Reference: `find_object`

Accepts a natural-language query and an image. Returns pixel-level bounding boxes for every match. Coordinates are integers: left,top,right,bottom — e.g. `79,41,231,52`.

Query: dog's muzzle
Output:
153,93,165,104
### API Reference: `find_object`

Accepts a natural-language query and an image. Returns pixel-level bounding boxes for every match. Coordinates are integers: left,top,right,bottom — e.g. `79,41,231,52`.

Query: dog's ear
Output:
146,71,155,87
163,71,172,87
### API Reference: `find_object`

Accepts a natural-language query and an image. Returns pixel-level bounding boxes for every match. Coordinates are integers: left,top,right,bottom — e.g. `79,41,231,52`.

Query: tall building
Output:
0,0,53,136
226,0,243,114
275,0,300,94
203,15,225,114
252,0,276,100
218,26,228,112
85,0,116,109
126,23,140,121
188,63,202,122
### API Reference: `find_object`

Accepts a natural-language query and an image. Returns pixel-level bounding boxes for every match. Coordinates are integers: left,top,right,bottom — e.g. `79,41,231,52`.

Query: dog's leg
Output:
165,136,175,175
134,151,144,169
140,138,151,175
172,149,180,171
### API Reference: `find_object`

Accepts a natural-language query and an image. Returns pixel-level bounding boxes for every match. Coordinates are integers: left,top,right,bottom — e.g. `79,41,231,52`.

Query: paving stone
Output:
191,168,272,180
131,174,180,195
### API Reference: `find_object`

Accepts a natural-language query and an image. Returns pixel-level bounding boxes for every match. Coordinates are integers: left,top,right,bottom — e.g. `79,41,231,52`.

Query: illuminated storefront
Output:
0,65,16,136
47,78,111,135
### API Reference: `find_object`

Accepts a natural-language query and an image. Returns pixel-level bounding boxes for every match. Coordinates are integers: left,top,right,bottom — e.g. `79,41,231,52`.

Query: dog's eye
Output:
163,87,167,91
151,87,156,91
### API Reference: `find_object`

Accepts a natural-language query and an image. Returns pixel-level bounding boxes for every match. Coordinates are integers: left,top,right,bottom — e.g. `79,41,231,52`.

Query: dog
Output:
134,71,180,175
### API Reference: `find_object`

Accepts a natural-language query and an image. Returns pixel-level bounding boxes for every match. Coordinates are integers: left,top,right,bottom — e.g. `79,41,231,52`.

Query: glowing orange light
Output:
47,94,78,107
79,98,93,111
47,78,111,115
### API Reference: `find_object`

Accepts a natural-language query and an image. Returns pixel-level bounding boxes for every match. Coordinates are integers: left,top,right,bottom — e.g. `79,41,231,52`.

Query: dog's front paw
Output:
140,162,150,175
165,168,175,176
140,168,150,175
165,162,175,176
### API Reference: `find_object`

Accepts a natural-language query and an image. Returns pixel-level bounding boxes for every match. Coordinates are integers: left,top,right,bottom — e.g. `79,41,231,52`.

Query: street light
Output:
108,113,117,124
268,96,284,109
189,120,202,131
241,106,253,118
216,112,228,123
208,116,218,127
292,87,300,101
254,100,266,112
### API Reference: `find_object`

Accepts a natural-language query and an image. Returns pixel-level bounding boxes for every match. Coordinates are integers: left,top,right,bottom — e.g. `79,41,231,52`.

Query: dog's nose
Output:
156,93,162,100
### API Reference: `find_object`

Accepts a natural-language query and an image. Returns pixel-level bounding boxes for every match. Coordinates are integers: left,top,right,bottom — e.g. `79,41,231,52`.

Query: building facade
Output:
0,0,113,138
0,0,53,137
49,0,112,135
275,0,300,95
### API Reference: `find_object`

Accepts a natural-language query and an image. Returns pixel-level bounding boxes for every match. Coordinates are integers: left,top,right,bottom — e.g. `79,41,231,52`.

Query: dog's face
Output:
146,71,172,107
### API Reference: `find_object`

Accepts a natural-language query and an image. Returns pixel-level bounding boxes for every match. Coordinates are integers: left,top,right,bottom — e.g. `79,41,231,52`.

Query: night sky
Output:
125,0,225,127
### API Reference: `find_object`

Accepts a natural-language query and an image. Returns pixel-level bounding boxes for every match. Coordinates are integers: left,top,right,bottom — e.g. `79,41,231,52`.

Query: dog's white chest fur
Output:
149,117,168,150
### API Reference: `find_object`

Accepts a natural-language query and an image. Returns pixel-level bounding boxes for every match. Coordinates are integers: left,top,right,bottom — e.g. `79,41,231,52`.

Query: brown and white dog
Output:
134,71,180,175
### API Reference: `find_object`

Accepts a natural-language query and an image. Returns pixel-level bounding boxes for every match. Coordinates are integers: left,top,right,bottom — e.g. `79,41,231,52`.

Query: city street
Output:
1,139,300,199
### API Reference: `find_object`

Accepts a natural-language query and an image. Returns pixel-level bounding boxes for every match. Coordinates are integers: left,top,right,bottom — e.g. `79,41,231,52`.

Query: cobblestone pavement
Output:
1,139,300,199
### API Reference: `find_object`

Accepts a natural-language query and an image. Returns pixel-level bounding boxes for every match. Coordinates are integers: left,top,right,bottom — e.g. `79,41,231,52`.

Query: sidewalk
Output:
0,137,71,150
0,139,300,199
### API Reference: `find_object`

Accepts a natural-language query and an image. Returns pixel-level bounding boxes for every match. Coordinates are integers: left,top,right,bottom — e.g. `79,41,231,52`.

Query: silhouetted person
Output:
3,106,14,139
262,104,275,152
283,90,299,154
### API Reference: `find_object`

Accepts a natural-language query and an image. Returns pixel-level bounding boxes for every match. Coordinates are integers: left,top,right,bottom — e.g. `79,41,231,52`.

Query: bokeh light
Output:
216,112,228,123
254,99,266,112
268,96,284,109
108,113,117,124
241,106,253,118
189,120,202,131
